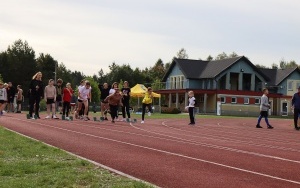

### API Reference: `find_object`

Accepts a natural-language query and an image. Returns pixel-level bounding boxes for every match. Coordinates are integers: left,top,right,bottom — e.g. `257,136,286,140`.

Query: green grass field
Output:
0,127,153,188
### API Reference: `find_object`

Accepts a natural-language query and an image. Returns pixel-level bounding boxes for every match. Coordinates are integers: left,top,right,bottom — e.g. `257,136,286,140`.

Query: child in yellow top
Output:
141,87,154,124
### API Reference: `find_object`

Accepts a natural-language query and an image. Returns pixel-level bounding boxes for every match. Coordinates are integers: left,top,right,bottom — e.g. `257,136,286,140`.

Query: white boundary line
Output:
6,119,300,185
2,127,159,188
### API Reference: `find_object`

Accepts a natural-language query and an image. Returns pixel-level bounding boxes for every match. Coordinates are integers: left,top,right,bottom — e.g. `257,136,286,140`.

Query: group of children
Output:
0,81,23,115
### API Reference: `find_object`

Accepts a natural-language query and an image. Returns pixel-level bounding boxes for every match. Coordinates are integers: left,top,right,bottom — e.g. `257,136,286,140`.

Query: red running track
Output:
1,113,300,188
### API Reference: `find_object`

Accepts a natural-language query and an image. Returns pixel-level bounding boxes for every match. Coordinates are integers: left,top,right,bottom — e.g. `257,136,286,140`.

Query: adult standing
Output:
29,72,44,119
7,82,16,113
16,85,23,113
292,86,300,130
121,81,131,121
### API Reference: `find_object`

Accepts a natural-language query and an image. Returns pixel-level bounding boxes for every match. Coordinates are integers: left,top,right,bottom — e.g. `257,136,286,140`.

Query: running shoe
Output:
45,115,51,119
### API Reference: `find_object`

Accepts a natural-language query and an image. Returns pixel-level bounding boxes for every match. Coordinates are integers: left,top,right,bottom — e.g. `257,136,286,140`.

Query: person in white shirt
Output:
109,82,119,121
0,82,7,115
186,90,196,125
77,80,85,119
78,81,91,121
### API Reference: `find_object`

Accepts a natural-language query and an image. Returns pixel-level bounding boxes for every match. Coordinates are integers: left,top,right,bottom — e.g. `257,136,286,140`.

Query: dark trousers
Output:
122,101,130,119
110,104,119,120
29,95,41,118
142,103,152,121
62,101,70,117
188,107,195,124
294,108,300,128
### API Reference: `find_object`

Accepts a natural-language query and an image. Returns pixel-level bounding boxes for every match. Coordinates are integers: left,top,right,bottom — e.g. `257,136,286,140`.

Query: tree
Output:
271,63,278,69
149,59,166,81
36,53,57,83
228,52,238,58
85,77,100,103
206,55,213,61
0,74,3,82
176,48,188,59
279,59,298,69
215,52,228,60
4,39,36,94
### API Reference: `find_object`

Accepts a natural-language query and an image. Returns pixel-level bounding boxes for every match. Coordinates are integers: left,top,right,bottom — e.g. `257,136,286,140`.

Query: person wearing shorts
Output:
44,79,58,119
104,87,123,123
78,81,91,121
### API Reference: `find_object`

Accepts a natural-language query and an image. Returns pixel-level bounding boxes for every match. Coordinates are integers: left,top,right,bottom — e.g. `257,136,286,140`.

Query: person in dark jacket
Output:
7,82,16,112
28,72,44,119
291,86,300,130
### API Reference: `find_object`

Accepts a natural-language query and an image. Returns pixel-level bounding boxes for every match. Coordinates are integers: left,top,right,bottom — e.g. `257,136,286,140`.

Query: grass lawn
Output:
0,127,153,188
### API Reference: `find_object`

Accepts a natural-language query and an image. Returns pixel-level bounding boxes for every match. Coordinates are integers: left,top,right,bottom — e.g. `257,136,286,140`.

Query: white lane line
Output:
2,127,158,188
8,117,300,163
11,118,300,185
161,121,300,153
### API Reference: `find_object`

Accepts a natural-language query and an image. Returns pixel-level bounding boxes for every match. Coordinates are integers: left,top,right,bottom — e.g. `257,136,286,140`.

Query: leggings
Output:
122,101,130,118
110,104,119,120
29,95,40,118
142,103,152,121
62,101,71,117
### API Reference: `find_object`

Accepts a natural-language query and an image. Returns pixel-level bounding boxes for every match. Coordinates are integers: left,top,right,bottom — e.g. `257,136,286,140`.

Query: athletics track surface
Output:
1,113,300,188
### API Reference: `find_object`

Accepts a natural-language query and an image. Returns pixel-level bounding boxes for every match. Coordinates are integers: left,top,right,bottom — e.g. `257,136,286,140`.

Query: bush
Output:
161,107,181,114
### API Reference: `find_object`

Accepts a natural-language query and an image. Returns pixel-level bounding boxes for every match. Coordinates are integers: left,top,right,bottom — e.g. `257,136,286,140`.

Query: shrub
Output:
161,107,181,114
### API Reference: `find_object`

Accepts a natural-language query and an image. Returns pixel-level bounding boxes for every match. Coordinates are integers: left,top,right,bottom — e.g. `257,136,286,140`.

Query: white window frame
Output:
221,97,226,104
255,98,260,105
231,97,237,104
244,97,249,104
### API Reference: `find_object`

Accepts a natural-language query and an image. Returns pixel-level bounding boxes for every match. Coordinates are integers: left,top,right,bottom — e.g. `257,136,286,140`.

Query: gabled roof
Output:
259,67,300,86
162,56,269,81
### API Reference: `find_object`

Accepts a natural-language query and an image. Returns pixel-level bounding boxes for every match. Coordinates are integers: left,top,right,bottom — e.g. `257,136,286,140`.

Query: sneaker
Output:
45,115,51,119
104,117,108,121
295,127,299,131
31,117,36,120
65,117,70,120
267,125,274,129
53,115,59,119
86,117,90,120
148,112,151,116
112,120,115,123
189,123,195,125
256,124,263,128
84,116,89,121
141,121,144,124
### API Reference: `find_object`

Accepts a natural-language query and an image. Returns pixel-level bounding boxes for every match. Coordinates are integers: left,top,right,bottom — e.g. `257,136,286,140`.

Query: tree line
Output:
0,40,298,103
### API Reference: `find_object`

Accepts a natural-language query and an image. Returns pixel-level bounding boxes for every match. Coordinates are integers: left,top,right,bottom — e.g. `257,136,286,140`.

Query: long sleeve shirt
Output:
292,92,300,109
260,94,270,111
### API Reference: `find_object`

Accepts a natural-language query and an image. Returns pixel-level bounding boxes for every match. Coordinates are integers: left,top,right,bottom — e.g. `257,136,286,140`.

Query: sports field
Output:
1,113,299,187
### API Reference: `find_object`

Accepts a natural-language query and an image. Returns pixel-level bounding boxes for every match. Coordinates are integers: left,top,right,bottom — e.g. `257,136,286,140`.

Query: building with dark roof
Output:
157,56,300,116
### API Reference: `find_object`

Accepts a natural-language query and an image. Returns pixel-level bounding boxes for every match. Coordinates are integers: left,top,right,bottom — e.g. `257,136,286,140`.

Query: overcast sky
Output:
1,0,299,76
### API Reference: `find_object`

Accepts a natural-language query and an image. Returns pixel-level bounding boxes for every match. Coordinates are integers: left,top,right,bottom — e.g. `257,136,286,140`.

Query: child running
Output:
104,87,123,123
44,79,58,119
0,82,7,116
62,83,73,120
78,81,91,121
186,91,196,125
256,88,273,129
141,87,154,124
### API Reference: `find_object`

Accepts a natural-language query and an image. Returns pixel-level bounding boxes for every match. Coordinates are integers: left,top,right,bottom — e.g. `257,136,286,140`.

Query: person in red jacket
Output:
62,83,73,120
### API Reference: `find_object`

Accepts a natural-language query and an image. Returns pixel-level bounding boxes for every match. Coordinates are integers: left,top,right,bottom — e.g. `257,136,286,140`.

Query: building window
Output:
244,97,249,104
255,98,260,104
288,80,293,91
231,97,237,104
296,82,300,90
221,97,226,103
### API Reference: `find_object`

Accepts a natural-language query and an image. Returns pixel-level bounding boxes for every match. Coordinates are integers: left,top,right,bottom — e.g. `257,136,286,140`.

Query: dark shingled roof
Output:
162,56,269,81
259,68,299,86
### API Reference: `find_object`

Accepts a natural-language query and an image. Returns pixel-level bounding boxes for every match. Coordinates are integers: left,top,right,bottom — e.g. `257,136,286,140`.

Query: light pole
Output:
54,61,57,84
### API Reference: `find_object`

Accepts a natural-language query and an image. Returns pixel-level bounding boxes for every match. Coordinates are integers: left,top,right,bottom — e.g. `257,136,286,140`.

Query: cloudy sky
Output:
1,0,299,76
